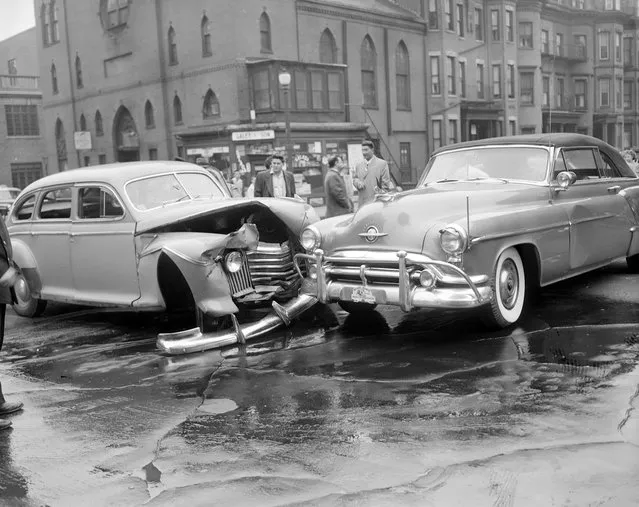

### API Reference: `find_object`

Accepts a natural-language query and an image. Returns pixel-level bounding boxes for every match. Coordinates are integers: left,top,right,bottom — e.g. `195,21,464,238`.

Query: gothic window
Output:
168,26,178,65
51,63,58,94
360,35,377,108
145,100,155,129
395,41,410,109
55,119,67,171
75,55,83,89
41,3,49,45
79,114,87,131
319,29,337,64
201,16,211,56
260,12,272,52
203,89,220,118
173,95,183,125
49,0,59,43
95,110,103,136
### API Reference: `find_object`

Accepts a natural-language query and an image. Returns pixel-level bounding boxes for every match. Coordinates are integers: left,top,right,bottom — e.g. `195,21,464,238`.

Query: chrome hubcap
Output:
498,259,519,310
14,276,31,304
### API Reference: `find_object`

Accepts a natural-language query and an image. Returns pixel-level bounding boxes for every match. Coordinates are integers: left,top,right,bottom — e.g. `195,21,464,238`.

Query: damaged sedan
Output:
296,134,639,329
6,161,319,354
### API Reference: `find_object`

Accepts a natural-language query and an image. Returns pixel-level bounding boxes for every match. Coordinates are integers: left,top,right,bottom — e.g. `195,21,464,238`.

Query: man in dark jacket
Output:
324,156,353,218
0,217,23,430
254,154,296,198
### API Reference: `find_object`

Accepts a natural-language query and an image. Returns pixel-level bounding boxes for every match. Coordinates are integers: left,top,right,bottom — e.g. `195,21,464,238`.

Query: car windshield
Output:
125,172,226,210
0,189,19,200
419,146,550,186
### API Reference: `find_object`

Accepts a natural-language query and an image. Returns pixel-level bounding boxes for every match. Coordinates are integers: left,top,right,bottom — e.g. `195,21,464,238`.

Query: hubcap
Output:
14,275,31,304
498,259,519,310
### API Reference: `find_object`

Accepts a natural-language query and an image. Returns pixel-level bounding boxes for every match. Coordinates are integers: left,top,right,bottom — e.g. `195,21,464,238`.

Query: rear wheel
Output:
338,301,377,314
481,247,526,330
12,272,47,318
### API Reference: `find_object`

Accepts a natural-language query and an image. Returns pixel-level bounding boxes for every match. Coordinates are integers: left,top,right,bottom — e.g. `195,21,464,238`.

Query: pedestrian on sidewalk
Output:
0,217,23,430
324,156,353,218
254,155,296,198
352,139,391,210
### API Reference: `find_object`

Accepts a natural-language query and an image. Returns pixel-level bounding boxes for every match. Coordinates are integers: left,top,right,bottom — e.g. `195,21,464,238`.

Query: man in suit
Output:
254,154,296,198
0,217,23,430
353,139,392,210
324,156,353,218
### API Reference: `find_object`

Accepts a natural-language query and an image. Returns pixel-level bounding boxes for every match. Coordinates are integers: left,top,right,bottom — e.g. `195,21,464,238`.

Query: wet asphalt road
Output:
0,261,638,506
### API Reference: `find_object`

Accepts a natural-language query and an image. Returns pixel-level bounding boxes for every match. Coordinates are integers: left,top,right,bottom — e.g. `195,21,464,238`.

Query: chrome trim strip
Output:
570,214,616,226
471,222,570,245
70,231,134,237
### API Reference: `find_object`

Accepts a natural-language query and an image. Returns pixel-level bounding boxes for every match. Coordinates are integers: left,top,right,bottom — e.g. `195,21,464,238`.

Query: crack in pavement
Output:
140,354,228,503
617,381,639,436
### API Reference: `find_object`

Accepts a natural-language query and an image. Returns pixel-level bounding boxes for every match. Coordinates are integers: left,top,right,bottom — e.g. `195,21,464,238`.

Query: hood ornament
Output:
358,225,388,243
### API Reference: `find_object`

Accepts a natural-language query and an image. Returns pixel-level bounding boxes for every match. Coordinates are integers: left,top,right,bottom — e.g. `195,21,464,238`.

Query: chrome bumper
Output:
156,294,318,355
293,249,493,311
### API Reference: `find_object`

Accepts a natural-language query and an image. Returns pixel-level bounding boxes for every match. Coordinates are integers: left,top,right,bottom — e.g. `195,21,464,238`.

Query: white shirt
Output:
271,170,286,198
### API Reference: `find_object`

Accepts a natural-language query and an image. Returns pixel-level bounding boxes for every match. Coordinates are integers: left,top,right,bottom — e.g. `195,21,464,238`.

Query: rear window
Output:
14,195,36,221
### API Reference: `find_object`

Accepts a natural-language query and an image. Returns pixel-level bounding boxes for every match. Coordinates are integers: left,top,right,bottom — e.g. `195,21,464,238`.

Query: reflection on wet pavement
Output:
0,262,637,505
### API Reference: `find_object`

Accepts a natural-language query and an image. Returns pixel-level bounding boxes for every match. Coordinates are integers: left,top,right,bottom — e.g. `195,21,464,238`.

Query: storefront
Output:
176,123,369,201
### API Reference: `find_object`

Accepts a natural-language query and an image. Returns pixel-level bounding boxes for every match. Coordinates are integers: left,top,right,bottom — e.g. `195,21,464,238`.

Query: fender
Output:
148,223,259,317
9,239,42,294
619,185,639,257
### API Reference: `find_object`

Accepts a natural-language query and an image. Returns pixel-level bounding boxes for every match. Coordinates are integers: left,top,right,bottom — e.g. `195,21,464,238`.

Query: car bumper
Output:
293,249,493,311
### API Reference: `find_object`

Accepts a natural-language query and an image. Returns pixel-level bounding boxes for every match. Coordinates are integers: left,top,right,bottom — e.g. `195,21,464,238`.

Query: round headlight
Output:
440,225,468,255
419,267,437,289
224,251,243,273
300,226,321,252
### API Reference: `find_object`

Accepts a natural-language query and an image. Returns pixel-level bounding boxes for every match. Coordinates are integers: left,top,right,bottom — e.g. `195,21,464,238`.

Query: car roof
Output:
432,133,614,156
20,161,211,194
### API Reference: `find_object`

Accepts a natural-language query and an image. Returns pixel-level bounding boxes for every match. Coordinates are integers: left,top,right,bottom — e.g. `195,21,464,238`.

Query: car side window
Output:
561,149,600,181
39,187,72,219
597,151,623,179
552,152,568,180
78,187,124,219
14,195,36,221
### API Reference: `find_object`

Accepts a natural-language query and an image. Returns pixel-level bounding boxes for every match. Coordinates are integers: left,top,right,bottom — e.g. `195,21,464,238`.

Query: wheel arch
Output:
156,252,195,312
10,240,43,294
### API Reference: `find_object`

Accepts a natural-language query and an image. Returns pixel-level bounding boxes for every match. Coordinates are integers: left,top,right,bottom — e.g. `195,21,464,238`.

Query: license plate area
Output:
341,286,387,305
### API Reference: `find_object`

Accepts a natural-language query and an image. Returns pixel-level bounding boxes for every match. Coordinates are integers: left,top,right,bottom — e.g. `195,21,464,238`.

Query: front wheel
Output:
480,247,526,330
338,301,377,314
12,272,47,318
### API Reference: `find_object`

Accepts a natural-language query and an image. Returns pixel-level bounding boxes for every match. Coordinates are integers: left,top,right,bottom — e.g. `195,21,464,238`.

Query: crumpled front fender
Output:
155,223,259,317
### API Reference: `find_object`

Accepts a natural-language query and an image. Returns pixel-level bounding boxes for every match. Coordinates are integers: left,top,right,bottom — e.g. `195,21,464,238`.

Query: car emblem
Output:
358,225,388,243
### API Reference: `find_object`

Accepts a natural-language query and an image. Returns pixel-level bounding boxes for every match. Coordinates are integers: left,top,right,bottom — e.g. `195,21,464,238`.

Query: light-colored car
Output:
7,161,319,353
0,185,21,215
295,134,639,328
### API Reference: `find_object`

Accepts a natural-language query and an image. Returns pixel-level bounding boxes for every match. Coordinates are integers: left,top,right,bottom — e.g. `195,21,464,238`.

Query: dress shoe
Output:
0,418,11,430
0,401,23,416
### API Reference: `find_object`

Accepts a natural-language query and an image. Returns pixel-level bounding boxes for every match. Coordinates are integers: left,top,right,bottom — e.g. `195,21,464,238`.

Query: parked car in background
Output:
0,185,21,216
6,161,319,353
295,134,639,329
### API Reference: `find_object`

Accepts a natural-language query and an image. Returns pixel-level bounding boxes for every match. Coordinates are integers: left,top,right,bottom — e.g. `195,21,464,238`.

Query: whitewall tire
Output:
481,247,526,329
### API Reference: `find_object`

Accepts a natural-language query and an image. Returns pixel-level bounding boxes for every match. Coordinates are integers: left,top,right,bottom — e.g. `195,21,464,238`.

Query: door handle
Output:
607,185,621,194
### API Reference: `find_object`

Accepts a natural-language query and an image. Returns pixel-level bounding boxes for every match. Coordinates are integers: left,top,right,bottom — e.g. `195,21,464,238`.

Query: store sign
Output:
187,146,230,157
231,130,275,142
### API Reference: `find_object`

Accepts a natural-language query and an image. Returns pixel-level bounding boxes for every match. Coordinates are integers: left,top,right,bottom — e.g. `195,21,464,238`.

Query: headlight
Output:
300,226,321,252
224,251,243,273
440,224,468,255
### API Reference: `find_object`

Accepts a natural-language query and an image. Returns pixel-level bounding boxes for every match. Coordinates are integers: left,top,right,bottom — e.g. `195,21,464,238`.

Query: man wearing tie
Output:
353,139,391,210
254,154,296,198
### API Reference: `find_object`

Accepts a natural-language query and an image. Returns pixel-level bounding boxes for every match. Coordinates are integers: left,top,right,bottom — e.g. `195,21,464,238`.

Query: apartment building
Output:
0,27,46,188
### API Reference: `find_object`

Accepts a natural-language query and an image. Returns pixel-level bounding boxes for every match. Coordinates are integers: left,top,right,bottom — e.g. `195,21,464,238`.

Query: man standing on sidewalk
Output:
352,140,391,210
324,156,353,218
0,217,23,430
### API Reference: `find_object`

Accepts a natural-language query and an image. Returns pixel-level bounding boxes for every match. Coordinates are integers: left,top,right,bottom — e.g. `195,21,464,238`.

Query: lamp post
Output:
278,69,293,172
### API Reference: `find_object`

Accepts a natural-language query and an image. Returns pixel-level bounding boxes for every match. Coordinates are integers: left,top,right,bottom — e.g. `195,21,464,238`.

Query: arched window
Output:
168,26,178,65
95,110,103,136
49,0,59,43
145,100,155,129
41,3,49,46
55,119,67,172
51,63,58,94
203,89,220,119
79,114,87,131
201,15,211,57
395,41,410,109
319,29,337,64
360,35,377,108
259,12,272,52
75,55,83,89
173,95,183,125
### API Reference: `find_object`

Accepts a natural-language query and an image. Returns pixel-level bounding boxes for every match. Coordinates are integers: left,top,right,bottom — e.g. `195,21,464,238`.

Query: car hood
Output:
135,197,317,234
321,182,546,256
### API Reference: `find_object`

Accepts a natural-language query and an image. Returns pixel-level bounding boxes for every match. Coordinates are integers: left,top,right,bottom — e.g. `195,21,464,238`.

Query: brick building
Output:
0,27,46,189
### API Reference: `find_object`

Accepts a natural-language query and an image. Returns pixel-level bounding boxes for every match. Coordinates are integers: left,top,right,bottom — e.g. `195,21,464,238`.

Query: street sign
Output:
74,131,92,150
231,130,275,142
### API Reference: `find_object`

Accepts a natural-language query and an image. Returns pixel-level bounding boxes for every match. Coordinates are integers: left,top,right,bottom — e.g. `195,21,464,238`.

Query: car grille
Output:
325,257,413,286
226,242,299,297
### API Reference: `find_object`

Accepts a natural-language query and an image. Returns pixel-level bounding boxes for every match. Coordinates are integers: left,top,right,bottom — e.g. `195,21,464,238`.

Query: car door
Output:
551,147,634,270
70,184,140,306
31,186,74,300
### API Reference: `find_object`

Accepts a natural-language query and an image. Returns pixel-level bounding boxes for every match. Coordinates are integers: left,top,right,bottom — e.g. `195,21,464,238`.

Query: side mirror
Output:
554,171,577,191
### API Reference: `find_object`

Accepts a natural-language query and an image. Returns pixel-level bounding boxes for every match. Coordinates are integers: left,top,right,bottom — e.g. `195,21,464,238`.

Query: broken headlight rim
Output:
224,251,243,273
300,225,321,252
439,224,468,255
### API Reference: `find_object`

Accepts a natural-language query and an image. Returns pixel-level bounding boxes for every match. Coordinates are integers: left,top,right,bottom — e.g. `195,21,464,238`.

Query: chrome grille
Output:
226,242,300,298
